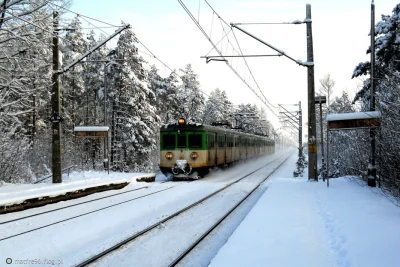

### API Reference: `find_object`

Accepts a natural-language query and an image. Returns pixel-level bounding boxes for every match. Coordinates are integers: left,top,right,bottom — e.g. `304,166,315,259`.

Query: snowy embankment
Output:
209,157,400,267
0,171,156,206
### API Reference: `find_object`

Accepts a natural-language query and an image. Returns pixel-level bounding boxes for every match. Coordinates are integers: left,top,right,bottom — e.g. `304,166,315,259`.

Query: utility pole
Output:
368,0,377,187
103,63,109,172
299,101,302,157
51,11,62,183
306,4,318,181
315,95,326,180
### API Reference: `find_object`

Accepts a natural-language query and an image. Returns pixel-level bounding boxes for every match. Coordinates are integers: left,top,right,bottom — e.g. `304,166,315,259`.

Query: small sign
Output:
326,111,381,130
50,112,64,122
308,144,317,153
328,119,380,130
315,96,326,104
75,131,107,137
74,126,109,138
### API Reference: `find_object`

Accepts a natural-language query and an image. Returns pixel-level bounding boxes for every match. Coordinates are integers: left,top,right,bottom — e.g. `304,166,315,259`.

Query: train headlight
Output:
165,152,173,160
178,118,186,125
190,152,198,160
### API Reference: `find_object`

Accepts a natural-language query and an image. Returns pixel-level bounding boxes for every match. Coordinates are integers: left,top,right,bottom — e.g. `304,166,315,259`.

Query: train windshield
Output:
189,134,202,148
178,134,186,148
163,134,176,148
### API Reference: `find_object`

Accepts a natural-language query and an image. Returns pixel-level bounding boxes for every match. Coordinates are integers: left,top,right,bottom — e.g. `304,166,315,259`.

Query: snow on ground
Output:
0,171,155,206
209,153,400,267
0,150,291,267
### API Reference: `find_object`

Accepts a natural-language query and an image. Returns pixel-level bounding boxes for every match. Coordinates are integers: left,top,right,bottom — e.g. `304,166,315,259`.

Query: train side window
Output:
189,134,202,148
178,134,186,148
218,136,225,147
163,134,176,148
207,134,215,148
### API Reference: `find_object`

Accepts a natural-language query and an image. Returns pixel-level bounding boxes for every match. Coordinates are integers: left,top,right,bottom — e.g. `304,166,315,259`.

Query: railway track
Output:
170,153,291,266
0,179,189,226
0,185,178,242
77,152,291,267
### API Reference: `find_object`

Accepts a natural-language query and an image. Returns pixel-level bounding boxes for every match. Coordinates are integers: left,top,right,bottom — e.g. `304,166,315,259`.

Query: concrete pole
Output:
52,11,62,183
368,1,377,187
306,4,318,181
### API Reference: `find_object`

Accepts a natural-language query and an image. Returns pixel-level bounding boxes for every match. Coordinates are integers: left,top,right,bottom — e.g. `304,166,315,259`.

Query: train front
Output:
159,118,207,179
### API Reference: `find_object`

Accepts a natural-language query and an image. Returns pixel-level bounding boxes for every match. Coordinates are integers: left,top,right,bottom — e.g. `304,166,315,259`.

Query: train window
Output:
163,134,176,148
218,136,225,147
189,134,202,148
207,134,215,148
178,134,186,148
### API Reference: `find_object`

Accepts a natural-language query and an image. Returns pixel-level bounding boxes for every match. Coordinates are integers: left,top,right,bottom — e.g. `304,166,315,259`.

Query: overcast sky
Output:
69,0,398,138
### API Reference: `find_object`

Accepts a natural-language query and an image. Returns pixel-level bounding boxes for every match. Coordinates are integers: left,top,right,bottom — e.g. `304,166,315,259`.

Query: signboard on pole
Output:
326,111,381,130
74,126,109,138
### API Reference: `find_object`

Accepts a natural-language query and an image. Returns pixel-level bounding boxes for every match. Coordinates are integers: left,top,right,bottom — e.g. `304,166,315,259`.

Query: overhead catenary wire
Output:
193,0,279,116
177,0,279,118
231,27,278,110
234,21,306,25
129,28,235,110
4,9,79,47
47,2,118,27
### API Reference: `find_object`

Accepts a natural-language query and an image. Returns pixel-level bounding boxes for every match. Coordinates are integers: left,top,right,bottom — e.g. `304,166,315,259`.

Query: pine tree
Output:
148,65,180,124
202,88,232,125
109,29,160,171
0,1,59,182
60,15,87,169
352,4,400,102
179,64,205,122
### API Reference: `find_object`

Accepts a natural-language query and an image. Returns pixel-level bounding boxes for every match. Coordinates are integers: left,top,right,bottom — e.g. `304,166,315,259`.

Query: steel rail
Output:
77,153,287,266
0,186,149,225
169,153,292,266
0,186,175,242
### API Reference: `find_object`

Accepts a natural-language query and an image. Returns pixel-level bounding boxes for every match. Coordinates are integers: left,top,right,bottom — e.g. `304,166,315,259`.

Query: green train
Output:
159,118,275,179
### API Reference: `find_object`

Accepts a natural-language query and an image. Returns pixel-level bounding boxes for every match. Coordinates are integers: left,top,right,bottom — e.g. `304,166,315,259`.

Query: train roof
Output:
160,122,274,141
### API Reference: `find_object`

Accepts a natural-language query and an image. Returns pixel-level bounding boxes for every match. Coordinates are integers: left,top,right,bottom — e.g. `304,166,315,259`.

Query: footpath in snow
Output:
210,153,400,267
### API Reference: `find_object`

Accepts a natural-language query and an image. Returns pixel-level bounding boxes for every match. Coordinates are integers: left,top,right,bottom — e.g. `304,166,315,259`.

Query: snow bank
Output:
0,172,155,206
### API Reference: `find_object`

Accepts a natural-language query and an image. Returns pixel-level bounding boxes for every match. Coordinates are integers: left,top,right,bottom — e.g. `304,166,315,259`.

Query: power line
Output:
4,10,78,47
234,21,306,25
231,28,278,109
47,2,118,27
177,0,279,118
132,33,235,109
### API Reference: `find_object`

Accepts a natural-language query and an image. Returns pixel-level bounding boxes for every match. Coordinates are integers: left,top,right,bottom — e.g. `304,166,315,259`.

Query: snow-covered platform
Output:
0,172,155,214
209,161,400,267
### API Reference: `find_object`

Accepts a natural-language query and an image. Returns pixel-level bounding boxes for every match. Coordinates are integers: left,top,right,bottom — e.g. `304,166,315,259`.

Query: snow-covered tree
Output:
148,65,180,124
319,73,335,108
0,0,69,182
202,88,233,125
179,64,205,122
352,4,400,103
108,29,160,171
347,4,400,196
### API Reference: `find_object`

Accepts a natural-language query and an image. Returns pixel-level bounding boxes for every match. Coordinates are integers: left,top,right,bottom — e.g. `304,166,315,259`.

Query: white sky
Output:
70,0,398,140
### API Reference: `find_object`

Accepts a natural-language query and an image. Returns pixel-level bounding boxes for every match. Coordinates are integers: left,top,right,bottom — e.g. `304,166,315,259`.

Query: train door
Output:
207,134,211,165
224,134,227,164
207,133,217,166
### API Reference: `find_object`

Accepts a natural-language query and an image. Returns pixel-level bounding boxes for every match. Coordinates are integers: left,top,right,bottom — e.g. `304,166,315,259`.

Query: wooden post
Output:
51,11,62,183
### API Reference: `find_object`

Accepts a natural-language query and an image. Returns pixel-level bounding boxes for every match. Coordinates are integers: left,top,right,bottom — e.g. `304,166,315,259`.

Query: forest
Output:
1,1,399,202
0,0,272,183
317,4,400,200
